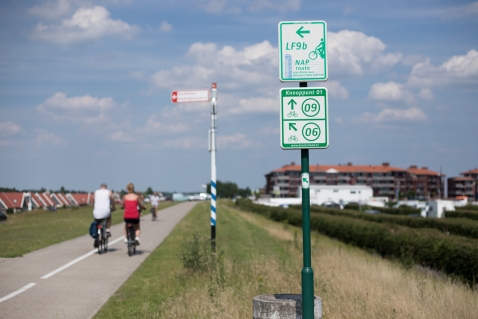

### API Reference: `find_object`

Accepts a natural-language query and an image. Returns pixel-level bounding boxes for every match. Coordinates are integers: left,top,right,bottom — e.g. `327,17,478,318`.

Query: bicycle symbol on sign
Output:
288,135,298,142
287,110,298,118
309,38,326,61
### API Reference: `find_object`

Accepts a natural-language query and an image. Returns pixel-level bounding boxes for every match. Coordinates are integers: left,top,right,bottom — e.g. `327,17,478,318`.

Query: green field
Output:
95,201,478,319
0,202,175,257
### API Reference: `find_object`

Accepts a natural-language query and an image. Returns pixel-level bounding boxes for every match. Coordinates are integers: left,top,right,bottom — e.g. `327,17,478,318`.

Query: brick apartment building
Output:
448,168,478,200
264,162,444,199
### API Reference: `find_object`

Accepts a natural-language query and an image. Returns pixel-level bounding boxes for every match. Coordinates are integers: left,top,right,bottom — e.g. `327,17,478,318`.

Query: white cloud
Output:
419,88,434,100
31,6,140,43
38,92,115,111
328,30,402,76
229,97,276,114
159,21,172,32
160,136,206,149
407,50,478,87
217,133,258,149
34,130,69,147
316,81,349,99
151,40,276,90
129,70,146,80
249,0,300,12
37,92,115,124
142,115,189,134
109,131,135,142
368,81,409,101
358,107,427,123
29,0,72,20
0,122,22,136
443,1,478,18
200,0,226,13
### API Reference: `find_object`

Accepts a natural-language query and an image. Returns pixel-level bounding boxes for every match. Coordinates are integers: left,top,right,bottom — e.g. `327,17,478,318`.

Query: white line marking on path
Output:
41,236,125,279
0,283,36,303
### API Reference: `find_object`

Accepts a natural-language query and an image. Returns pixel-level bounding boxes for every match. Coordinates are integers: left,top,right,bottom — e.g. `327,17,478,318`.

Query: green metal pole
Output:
300,81,314,318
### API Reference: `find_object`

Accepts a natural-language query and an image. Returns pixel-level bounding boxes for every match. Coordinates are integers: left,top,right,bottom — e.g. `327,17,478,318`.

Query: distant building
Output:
264,162,444,200
299,184,374,206
0,192,26,212
447,177,476,200
448,168,478,201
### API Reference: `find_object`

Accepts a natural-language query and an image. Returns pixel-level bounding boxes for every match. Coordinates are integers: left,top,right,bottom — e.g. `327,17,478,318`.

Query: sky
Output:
0,0,477,193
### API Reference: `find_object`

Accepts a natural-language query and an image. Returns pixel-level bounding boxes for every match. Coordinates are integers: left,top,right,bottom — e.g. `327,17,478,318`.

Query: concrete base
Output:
253,294,322,319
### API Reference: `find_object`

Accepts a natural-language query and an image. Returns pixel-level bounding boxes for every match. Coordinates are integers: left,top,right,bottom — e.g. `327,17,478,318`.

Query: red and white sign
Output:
171,90,210,103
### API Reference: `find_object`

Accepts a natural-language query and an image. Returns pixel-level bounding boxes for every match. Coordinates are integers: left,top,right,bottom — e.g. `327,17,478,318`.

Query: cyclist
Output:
92,183,115,246
150,192,160,221
122,183,145,245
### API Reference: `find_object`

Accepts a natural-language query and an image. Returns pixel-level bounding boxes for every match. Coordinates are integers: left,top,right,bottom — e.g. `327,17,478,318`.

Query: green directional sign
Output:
278,21,327,82
280,87,328,149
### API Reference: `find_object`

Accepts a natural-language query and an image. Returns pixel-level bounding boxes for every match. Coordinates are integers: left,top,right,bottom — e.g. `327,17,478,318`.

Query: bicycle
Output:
309,39,325,60
126,222,136,256
95,218,108,254
288,135,298,142
287,110,298,118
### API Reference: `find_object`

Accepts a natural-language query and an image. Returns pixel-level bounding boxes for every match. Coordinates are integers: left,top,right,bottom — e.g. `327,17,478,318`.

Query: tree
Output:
146,187,153,195
60,186,66,194
206,180,251,199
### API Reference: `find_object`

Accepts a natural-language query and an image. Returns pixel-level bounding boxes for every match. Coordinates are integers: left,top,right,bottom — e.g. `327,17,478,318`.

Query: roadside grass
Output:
96,201,478,319
0,202,175,258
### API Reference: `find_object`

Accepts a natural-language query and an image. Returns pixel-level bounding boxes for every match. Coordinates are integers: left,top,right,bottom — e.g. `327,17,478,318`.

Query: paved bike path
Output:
0,201,197,319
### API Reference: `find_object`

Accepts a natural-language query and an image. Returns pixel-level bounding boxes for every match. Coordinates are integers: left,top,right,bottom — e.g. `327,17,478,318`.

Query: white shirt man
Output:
92,183,115,237
150,192,160,221
150,193,160,207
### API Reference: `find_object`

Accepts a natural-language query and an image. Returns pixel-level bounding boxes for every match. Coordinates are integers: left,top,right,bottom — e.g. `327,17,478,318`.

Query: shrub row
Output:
235,199,478,286
305,206,478,239
446,210,478,221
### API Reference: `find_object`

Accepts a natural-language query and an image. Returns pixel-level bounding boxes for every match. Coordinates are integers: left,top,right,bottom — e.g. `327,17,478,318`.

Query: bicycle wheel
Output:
309,50,318,60
127,225,135,256
102,232,108,253
128,242,133,256
97,229,102,254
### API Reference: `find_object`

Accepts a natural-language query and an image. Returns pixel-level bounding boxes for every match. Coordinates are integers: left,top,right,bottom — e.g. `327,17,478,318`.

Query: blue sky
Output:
0,0,477,193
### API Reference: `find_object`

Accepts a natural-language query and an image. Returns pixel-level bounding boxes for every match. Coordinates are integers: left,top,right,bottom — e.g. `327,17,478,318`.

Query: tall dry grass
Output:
239,208,478,319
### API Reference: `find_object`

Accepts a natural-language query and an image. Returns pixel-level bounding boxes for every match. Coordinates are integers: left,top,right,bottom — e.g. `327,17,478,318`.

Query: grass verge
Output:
0,202,176,257
95,201,478,319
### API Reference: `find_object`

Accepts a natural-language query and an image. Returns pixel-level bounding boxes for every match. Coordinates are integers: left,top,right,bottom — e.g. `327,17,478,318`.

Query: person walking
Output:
122,183,145,245
92,183,115,241
150,192,160,221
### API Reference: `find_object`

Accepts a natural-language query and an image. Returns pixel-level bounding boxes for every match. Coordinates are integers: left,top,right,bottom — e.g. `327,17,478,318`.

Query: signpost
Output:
278,20,328,319
278,21,327,82
170,85,217,252
171,89,210,103
280,87,328,150
209,83,218,252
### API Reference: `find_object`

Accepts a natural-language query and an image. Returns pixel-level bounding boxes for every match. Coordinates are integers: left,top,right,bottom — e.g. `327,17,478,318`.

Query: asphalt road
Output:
0,201,197,319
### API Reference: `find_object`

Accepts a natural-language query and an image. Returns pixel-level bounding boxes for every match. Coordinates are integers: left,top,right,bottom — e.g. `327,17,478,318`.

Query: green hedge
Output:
445,210,478,221
460,205,478,211
305,206,478,239
235,199,478,286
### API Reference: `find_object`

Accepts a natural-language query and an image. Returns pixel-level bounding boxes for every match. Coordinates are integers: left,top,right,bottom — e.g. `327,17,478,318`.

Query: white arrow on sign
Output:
171,90,210,103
